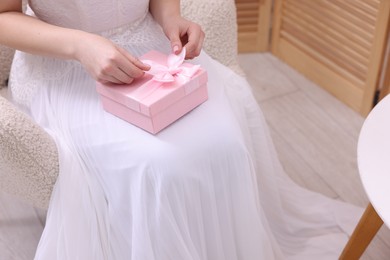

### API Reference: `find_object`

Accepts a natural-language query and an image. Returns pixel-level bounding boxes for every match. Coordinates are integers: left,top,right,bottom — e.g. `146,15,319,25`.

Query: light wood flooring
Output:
1,52,390,259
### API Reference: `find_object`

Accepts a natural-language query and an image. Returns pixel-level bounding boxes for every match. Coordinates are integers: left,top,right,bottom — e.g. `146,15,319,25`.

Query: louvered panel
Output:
281,35,365,89
332,1,376,32
331,0,377,24
354,0,379,11
238,17,259,26
236,0,272,52
358,0,381,9
283,3,371,62
378,15,390,100
288,0,374,45
282,1,370,84
344,0,379,17
272,0,390,116
239,24,258,33
281,18,367,84
282,0,373,78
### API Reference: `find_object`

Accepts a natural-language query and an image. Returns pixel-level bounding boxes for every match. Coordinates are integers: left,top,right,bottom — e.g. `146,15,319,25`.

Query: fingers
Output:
115,56,144,79
101,46,150,84
114,67,135,84
81,35,149,85
167,27,183,55
98,62,134,84
195,31,205,58
98,74,131,85
163,18,204,58
117,46,150,71
183,23,204,59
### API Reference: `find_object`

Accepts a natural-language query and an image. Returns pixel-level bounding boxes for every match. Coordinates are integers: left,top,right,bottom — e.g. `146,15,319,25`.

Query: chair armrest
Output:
0,96,59,208
0,45,14,88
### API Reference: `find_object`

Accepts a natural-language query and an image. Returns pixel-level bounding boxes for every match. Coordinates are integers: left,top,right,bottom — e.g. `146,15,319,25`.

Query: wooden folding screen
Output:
236,0,272,52
271,0,390,116
379,57,390,100
379,30,390,100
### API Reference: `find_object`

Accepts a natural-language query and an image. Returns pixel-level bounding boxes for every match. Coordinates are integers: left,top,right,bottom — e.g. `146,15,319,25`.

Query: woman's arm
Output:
0,0,149,84
149,0,180,28
0,0,81,60
149,0,205,59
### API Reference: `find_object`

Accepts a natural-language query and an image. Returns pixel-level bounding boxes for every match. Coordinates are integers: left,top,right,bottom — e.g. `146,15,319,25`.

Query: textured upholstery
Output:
0,46,14,88
0,0,240,209
0,96,59,208
181,0,241,74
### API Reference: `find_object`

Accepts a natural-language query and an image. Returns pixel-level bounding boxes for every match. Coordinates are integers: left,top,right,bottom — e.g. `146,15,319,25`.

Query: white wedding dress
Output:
9,0,362,259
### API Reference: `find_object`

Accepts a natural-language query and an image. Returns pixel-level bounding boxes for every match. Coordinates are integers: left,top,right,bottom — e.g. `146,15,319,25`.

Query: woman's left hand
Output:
161,16,205,59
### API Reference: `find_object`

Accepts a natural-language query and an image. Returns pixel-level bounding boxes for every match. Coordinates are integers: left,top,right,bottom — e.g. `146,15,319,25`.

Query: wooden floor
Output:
1,52,390,259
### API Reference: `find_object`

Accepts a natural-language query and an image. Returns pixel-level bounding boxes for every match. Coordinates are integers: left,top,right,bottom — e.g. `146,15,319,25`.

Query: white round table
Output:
340,95,390,259
358,94,390,228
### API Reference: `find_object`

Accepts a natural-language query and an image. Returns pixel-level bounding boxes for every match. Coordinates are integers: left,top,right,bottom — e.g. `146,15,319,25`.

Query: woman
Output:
0,0,362,259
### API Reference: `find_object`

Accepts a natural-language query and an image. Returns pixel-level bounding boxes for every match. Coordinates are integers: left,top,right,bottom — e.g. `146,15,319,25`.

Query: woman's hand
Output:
161,16,205,59
74,33,150,84
0,3,149,85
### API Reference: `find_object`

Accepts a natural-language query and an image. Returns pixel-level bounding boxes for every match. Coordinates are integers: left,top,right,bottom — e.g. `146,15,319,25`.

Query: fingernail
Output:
173,45,179,53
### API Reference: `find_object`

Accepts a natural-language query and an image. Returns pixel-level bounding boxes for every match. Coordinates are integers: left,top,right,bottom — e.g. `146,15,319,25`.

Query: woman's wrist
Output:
69,30,97,62
149,0,180,29
158,15,181,32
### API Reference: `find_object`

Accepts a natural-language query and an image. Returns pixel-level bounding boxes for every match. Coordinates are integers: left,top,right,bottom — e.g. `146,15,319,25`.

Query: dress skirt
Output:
10,13,362,260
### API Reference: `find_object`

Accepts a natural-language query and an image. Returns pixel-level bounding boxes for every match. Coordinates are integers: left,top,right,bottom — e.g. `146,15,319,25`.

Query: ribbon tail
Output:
179,65,201,78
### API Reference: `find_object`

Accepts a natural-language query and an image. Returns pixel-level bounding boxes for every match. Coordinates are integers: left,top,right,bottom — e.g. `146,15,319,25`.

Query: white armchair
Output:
0,0,241,209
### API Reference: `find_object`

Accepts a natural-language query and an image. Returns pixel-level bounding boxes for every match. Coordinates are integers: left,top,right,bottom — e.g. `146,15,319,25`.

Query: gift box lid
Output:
96,50,208,117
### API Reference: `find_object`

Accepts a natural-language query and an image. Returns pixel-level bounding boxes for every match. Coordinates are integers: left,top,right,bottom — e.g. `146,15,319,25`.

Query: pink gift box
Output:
96,50,208,134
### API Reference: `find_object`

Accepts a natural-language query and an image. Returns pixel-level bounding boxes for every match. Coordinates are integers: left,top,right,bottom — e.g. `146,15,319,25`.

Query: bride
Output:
0,0,361,259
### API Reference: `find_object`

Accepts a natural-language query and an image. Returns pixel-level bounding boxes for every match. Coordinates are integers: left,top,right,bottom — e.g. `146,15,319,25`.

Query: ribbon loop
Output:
142,48,199,83
167,47,186,68
132,48,201,101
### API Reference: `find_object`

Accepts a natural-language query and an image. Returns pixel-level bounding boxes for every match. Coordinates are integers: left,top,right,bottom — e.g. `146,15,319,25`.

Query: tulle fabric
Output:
10,8,363,260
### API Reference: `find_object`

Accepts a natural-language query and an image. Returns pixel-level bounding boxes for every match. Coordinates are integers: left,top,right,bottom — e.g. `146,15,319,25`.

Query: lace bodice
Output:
28,0,149,33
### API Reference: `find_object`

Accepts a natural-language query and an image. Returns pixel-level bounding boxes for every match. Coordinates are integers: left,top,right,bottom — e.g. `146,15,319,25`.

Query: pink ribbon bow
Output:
142,48,200,83
131,48,201,101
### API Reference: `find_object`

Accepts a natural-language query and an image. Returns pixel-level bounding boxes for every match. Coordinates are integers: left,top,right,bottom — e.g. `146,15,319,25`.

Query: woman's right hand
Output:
74,33,150,84
1,3,150,84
